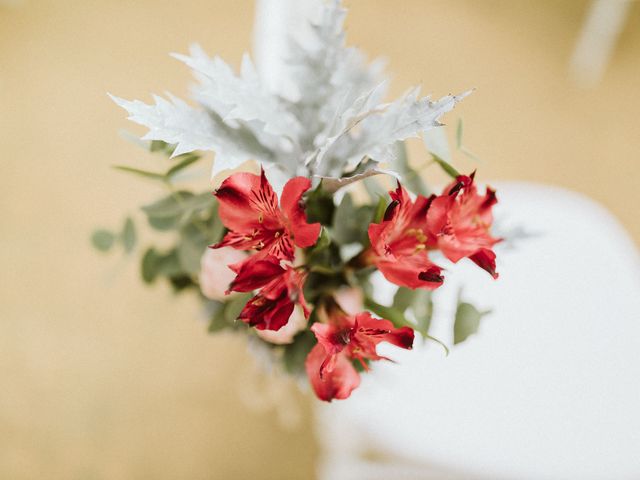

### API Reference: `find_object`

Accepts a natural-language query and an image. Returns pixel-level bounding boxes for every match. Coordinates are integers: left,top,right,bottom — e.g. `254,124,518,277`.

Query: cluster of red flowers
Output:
212,169,499,401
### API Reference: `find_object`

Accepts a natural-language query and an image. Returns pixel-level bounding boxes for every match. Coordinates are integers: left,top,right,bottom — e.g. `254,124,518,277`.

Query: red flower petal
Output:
235,265,309,331
354,312,415,350
469,248,499,279
226,256,284,293
377,253,444,290
215,172,267,233
311,322,347,357
280,177,321,249
305,343,361,402
238,285,294,331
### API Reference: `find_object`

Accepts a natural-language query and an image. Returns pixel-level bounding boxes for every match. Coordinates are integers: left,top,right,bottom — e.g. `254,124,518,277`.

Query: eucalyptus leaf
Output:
333,193,373,245
305,183,335,225
392,288,433,336
393,287,419,311
150,140,175,154
91,229,116,252
364,296,411,329
141,191,213,231
141,248,160,283
373,195,388,224
113,165,165,181
141,248,183,284
456,118,463,149
224,293,252,323
208,302,228,333
282,330,316,375
166,154,200,178
203,300,226,332
148,216,181,231
121,217,136,253
412,289,433,336
432,154,460,179
142,191,194,218
311,228,331,252
454,302,488,345
169,275,195,292
177,223,210,274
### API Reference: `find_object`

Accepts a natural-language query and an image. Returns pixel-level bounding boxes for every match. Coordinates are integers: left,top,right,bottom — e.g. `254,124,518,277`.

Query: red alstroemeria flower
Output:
367,183,444,290
212,169,321,261
426,172,500,278
229,256,310,331
305,311,414,401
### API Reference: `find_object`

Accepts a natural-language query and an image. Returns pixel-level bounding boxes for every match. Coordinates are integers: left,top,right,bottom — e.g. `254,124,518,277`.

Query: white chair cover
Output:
315,182,640,480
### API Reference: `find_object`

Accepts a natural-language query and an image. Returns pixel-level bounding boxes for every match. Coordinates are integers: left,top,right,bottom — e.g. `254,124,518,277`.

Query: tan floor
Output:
1,1,638,479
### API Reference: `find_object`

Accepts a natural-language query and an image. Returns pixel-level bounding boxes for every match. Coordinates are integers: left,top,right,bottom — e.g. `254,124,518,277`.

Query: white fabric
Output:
315,182,640,480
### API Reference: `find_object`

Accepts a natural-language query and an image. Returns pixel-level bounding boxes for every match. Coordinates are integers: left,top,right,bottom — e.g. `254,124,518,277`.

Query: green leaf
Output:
121,217,136,253
332,194,373,245
305,182,335,225
332,194,355,243
373,195,387,224
432,154,460,179
456,118,463,149
141,191,212,231
392,288,433,336
207,301,228,333
113,165,165,181
204,300,226,332
168,275,195,292
208,294,252,332
141,248,160,283
282,330,316,375
412,289,433,336
149,140,175,154
366,294,445,353
140,248,183,284
312,227,331,252
205,201,225,244
189,192,216,210
393,287,419,311
364,296,411,329
157,250,182,277
454,302,488,345
142,191,193,218
91,229,116,252
166,154,200,178
224,293,252,323
148,216,180,231
177,223,210,275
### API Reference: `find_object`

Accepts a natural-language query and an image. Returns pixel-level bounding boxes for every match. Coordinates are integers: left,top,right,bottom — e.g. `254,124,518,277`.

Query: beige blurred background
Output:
1,1,638,479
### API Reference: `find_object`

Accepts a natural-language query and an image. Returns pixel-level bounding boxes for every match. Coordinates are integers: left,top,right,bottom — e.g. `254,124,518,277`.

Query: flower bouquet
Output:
95,0,500,402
